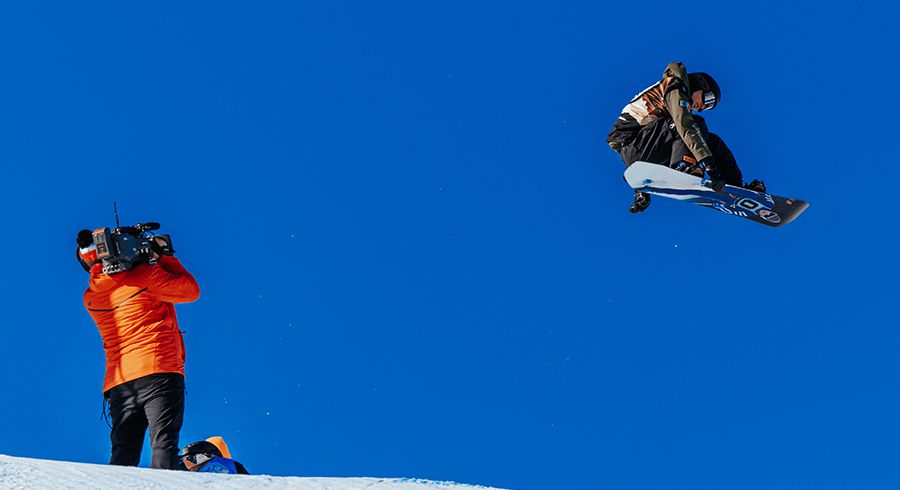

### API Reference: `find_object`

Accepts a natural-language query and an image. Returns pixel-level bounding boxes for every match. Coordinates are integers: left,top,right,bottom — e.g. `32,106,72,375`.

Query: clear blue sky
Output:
0,2,897,489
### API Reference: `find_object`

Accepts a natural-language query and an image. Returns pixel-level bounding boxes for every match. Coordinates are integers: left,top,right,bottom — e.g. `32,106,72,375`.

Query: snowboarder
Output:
77,230,200,470
607,61,765,213
178,437,250,474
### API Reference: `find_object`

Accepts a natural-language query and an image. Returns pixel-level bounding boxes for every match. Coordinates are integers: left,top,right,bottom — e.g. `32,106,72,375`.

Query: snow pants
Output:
105,373,185,470
617,115,743,186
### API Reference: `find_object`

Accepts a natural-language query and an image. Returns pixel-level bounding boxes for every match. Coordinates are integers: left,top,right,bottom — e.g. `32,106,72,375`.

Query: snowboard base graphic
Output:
624,161,809,227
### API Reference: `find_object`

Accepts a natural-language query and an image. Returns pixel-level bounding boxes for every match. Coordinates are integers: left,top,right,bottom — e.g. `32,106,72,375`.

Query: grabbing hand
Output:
700,156,725,192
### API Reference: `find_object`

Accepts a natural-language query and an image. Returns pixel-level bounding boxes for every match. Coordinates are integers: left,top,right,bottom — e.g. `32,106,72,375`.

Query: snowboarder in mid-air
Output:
607,61,765,213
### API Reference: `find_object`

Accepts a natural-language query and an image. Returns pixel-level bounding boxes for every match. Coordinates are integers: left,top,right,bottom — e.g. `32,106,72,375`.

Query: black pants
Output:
618,116,743,186
105,373,185,469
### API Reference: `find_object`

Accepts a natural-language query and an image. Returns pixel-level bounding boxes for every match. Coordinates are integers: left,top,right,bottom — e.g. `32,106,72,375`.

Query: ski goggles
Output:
181,452,216,471
702,90,717,110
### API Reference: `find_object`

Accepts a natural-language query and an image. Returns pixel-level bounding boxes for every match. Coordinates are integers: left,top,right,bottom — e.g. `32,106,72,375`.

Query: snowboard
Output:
624,161,809,227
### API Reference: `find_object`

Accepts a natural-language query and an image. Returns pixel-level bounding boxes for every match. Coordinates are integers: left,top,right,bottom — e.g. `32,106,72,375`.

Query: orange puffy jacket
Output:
84,255,200,392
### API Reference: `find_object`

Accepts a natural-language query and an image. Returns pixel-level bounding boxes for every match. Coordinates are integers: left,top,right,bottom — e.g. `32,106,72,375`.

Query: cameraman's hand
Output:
150,236,174,260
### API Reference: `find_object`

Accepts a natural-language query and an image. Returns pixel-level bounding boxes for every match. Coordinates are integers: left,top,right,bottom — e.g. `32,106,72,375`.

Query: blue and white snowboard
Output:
624,161,809,227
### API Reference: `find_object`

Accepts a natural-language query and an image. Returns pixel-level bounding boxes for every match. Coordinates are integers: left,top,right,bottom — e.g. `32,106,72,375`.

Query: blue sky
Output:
0,2,898,489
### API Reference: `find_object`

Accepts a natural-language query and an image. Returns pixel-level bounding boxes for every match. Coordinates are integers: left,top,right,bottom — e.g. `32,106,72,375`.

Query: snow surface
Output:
0,455,507,490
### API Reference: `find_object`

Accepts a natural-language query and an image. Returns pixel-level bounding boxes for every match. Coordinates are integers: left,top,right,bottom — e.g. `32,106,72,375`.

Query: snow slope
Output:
0,455,507,490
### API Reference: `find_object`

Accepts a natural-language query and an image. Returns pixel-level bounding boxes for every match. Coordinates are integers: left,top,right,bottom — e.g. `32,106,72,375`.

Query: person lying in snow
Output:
177,437,249,474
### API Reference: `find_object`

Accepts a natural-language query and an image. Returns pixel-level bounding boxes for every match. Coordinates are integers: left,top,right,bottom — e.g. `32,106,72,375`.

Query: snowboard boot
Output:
743,179,766,192
670,160,705,177
685,164,704,177
629,191,651,214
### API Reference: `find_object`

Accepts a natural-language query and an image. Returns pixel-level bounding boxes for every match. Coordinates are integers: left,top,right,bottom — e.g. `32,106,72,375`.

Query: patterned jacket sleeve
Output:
662,62,713,162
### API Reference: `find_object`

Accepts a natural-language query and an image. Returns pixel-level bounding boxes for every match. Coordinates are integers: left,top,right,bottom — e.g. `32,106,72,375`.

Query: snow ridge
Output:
0,455,507,490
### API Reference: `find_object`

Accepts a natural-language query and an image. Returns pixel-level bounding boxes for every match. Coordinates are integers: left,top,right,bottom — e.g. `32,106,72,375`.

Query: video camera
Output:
79,222,174,275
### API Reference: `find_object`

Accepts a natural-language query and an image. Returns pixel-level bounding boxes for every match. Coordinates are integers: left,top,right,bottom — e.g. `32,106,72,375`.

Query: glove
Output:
629,191,651,214
699,156,725,192
150,235,175,257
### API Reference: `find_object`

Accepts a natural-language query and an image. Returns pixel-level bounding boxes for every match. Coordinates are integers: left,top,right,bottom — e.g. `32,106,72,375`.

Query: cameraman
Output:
77,230,200,469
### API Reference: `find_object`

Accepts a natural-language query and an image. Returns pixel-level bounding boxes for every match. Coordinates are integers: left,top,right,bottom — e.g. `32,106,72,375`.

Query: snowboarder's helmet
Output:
179,440,223,459
179,440,225,471
76,229,99,272
687,72,720,110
